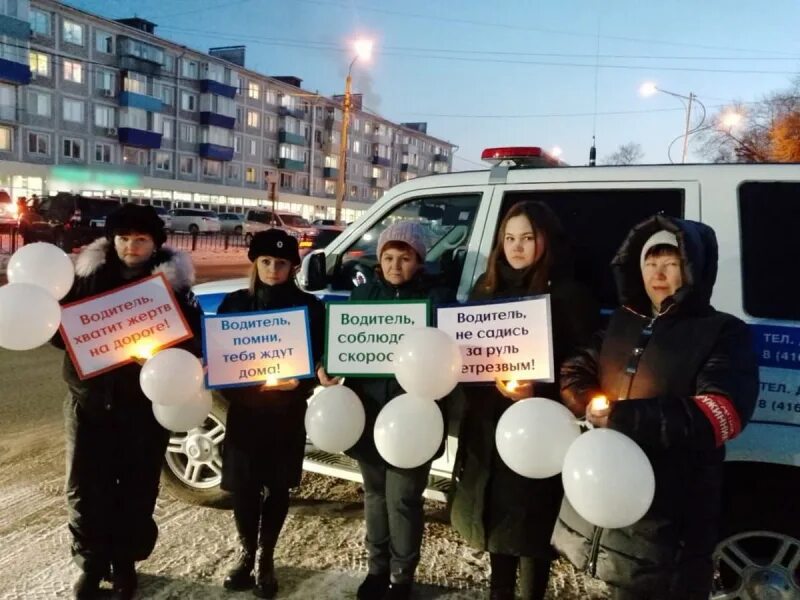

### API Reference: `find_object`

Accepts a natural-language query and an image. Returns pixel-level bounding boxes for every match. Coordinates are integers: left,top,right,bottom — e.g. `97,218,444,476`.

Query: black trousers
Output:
64,395,169,572
489,552,552,600
231,481,291,557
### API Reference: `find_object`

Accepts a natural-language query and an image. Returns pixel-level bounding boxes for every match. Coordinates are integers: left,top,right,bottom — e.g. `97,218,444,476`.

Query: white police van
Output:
169,148,800,599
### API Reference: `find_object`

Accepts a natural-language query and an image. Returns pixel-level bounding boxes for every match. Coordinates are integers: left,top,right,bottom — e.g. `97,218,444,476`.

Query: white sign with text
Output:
203,307,313,389
436,296,554,383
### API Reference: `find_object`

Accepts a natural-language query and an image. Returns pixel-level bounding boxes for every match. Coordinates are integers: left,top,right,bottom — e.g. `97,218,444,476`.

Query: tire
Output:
244,232,253,245
160,393,232,509
234,225,243,236
711,462,800,599
188,224,199,235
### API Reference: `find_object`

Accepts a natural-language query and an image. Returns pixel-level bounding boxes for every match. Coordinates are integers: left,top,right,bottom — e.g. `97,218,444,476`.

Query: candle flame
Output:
591,395,609,411
265,375,279,387
133,342,157,360
505,379,518,392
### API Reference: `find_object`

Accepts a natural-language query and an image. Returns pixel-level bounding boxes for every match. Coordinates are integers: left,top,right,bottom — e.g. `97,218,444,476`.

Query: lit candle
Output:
264,375,279,387
132,342,156,361
590,395,610,413
505,379,519,392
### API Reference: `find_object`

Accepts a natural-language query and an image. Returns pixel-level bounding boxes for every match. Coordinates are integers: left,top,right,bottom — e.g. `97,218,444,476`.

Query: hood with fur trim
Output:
75,237,195,292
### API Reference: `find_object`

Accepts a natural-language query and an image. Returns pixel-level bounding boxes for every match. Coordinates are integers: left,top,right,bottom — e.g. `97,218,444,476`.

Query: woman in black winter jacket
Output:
318,221,453,600
553,214,758,599
52,204,202,600
218,229,325,599
449,201,598,600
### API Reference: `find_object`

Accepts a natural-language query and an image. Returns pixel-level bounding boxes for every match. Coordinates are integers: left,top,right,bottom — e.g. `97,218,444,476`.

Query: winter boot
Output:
356,573,390,600
223,548,256,591
111,560,138,600
384,582,412,600
253,554,278,599
73,571,103,600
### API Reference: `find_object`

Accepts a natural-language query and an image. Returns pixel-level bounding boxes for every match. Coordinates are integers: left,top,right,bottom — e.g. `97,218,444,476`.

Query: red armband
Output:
692,394,742,446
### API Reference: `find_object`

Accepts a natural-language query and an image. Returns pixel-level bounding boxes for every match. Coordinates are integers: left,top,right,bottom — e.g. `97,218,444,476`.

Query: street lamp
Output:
334,38,373,224
639,82,705,163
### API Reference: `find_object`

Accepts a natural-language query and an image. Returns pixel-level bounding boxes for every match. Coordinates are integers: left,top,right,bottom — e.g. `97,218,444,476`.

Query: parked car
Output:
153,206,172,232
18,192,121,252
243,209,314,243
298,224,344,257
184,152,800,600
217,212,245,235
311,218,338,226
168,208,221,234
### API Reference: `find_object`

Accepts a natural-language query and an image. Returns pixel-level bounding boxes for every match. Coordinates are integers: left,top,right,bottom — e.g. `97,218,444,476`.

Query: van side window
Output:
739,182,800,320
500,189,684,310
333,194,482,292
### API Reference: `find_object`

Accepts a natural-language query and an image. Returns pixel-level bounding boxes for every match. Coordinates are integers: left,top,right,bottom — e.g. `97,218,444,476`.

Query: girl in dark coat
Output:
318,221,453,600
449,201,598,600
218,229,325,598
53,204,202,600
554,215,758,599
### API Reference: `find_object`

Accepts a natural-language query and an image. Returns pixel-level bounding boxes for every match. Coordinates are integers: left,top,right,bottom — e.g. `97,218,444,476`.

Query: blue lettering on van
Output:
751,324,800,370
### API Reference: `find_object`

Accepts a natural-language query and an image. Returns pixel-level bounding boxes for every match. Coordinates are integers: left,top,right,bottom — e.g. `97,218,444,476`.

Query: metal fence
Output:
0,228,248,255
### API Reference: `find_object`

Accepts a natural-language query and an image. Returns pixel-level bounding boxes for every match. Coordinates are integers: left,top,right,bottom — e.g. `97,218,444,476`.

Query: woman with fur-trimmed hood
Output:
52,204,201,600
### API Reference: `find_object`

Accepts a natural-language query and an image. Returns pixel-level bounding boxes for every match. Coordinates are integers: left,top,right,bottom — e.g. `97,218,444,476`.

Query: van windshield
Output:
279,214,310,227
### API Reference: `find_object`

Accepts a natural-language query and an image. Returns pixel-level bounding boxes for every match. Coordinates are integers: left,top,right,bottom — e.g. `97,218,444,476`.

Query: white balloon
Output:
305,385,365,453
139,348,204,406
0,283,62,351
495,397,581,478
7,242,75,300
392,327,462,399
562,428,656,529
374,393,444,469
153,388,212,431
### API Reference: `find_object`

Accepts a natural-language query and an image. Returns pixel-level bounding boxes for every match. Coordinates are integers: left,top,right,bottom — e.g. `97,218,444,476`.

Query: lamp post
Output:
640,82,705,163
334,39,372,225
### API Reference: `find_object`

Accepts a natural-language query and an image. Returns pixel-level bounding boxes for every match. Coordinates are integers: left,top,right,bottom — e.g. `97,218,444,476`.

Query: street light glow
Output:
639,82,658,97
720,110,743,130
353,38,373,62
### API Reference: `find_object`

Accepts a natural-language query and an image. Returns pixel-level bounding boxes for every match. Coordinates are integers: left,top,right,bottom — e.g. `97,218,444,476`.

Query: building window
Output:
353,140,360,154
94,142,112,163
245,167,256,183
202,159,221,177
264,143,275,160
29,51,49,77
180,156,195,174
156,83,174,106
248,139,257,156
246,110,259,129
180,123,196,143
62,98,84,123
120,107,147,130
265,116,276,132
325,180,337,195
155,152,171,172
180,91,197,111
122,147,147,166
95,69,116,93
280,173,293,188
233,135,241,153
227,163,240,179
63,20,84,46
0,125,11,151
28,90,51,117
27,132,49,155
180,59,198,79
30,9,51,36
247,82,259,99
95,30,113,54
123,72,147,95
94,105,115,128
159,117,174,140
63,60,83,84
265,89,277,105
62,138,83,159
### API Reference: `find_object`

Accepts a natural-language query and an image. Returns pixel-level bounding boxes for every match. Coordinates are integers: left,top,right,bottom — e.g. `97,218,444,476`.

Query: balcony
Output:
372,155,391,167
278,106,305,120
322,167,338,179
199,79,237,99
199,143,234,161
199,111,235,129
279,158,305,171
434,153,449,162
118,37,163,76
118,91,163,113
0,57,31,86
400,163,417,173
118,128,162,149
278,130,306,146
370,177,390,189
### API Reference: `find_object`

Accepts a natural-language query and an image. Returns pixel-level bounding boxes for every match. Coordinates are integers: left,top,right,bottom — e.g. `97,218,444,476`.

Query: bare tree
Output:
603,142,644,165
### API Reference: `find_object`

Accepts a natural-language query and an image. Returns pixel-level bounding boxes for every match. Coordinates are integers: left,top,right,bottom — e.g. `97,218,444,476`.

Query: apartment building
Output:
0,0,456,222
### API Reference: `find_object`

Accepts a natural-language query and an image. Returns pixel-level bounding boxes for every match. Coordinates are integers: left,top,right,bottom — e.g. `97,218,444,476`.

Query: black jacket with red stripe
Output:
552,215,758,595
